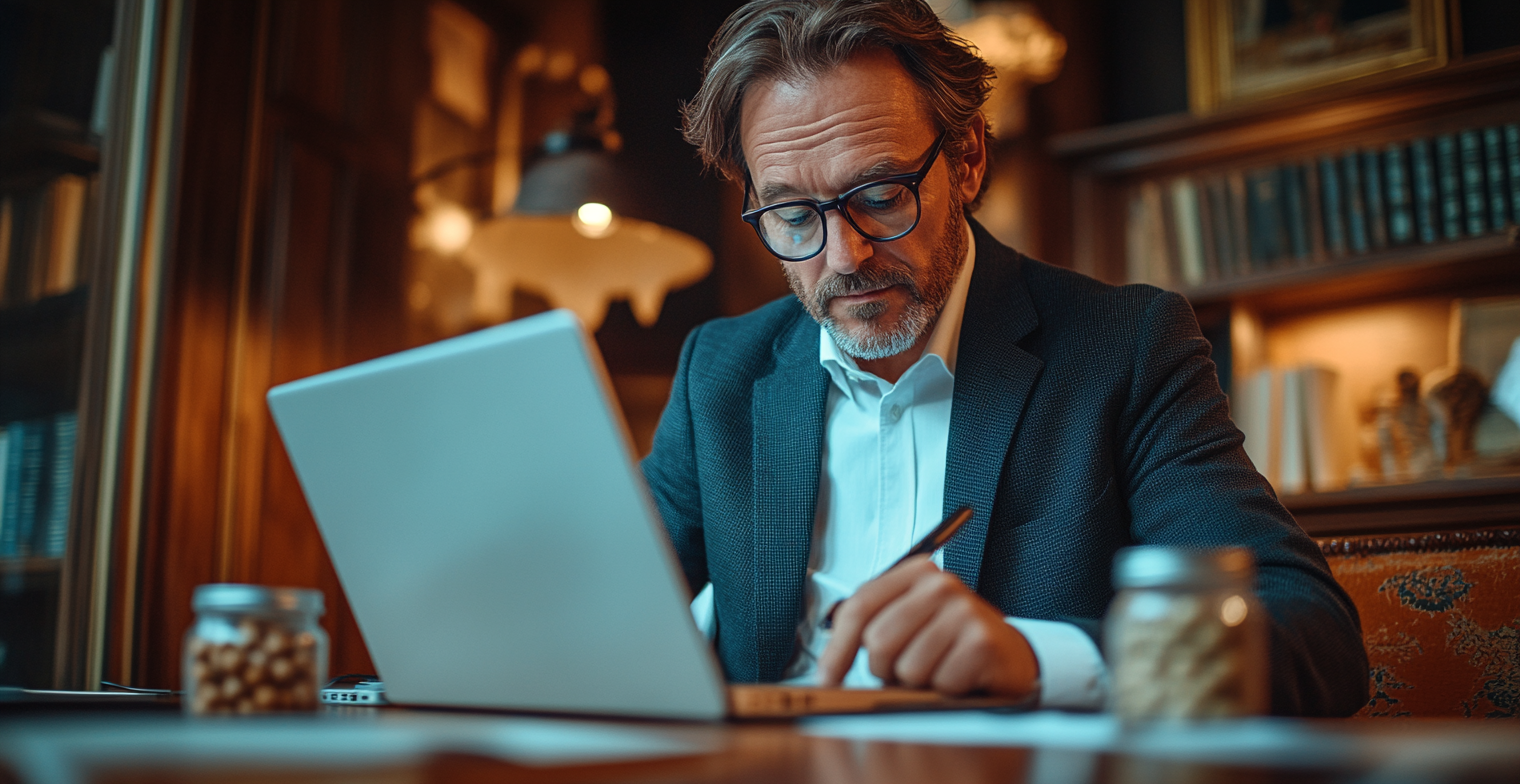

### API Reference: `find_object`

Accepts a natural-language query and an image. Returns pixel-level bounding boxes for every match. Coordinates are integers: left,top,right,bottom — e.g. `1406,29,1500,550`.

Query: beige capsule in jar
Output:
183,584,328,715
1104,547,1266,721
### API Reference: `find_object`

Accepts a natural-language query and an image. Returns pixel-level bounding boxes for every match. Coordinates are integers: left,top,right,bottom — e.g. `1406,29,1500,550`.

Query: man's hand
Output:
817,556,1039,697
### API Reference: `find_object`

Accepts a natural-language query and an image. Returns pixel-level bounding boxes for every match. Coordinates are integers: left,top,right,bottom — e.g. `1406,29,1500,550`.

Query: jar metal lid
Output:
1112,546,1253,590
192,584,325,615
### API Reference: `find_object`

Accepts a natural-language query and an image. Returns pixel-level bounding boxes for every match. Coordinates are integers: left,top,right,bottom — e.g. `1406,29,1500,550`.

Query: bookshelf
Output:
0,290,86,571
0,0,120,690
1052,49,1520,537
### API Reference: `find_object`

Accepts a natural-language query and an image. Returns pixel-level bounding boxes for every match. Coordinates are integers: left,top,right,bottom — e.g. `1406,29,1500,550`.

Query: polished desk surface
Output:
3,706,1518,784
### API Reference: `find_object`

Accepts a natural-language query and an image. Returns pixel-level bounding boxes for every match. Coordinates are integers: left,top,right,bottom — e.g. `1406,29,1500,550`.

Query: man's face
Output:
738,49,985,360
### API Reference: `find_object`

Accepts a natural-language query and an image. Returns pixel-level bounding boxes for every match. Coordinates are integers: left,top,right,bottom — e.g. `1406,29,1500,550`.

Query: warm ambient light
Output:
462,213,711,329
1221,595,1249,627
572,202,617,238
420,202,475,254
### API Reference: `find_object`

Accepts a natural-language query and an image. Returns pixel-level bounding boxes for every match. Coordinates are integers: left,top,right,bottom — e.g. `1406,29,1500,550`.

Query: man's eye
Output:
854,184,907,211
774,207,817,226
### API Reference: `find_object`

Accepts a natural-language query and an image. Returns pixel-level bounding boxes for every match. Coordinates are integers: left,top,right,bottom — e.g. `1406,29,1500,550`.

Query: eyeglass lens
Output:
755,182,919,259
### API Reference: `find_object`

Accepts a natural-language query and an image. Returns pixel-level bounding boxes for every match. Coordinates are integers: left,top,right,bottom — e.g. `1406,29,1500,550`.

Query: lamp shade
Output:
512,149,632,215
462,140,712,330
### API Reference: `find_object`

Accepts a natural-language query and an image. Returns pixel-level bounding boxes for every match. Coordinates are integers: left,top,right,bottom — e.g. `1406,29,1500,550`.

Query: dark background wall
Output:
592,0,749,375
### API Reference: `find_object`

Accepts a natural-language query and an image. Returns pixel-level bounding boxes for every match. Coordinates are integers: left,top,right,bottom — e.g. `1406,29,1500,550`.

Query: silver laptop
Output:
267,309,1025,720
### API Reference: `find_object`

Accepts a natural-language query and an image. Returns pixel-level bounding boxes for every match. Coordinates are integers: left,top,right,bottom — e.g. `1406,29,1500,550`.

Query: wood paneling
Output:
134,0,424,689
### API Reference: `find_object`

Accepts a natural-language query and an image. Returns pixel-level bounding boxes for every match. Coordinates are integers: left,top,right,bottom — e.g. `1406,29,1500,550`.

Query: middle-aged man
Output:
641,0,1368,716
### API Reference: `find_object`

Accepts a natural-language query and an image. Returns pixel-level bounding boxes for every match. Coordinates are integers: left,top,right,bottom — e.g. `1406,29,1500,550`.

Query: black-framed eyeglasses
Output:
740,130,948,262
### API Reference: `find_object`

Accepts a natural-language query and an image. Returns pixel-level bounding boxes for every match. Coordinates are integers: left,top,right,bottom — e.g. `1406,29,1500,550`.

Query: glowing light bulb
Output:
422,203,474,254
1220,595,1248,626
572,202,617,238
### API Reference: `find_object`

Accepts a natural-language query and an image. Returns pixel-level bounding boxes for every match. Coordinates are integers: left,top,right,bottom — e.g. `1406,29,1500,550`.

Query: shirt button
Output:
889,404,903,421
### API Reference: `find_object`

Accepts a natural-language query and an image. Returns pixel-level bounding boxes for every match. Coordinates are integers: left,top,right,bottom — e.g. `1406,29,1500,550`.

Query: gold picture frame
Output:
1187,0,1448,114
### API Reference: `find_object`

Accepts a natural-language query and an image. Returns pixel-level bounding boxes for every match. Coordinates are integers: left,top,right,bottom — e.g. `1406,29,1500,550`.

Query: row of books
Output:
1128,123,1520,289
1234,366,1344,496
0,412,78,559
0,174,91,309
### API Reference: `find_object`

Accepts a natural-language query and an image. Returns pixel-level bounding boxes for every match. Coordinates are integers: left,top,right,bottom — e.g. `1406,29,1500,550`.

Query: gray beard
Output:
822,293,931,360
788,205,968,363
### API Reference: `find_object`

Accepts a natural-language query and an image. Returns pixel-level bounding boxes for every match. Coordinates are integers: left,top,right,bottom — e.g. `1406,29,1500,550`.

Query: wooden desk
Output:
5,709,1520,784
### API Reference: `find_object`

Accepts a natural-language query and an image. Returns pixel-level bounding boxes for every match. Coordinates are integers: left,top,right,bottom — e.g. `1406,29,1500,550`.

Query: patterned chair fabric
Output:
1318,529,1520,718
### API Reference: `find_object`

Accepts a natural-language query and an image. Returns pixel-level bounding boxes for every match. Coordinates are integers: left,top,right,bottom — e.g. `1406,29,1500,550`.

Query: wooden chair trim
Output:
1317,527,1520,557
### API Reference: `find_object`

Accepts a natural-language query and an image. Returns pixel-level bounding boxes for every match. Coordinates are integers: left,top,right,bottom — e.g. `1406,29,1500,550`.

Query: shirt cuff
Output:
1006,617,1109,711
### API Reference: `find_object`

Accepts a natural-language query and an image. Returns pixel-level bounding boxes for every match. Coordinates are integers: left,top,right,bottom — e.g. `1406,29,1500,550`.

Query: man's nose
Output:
823,211,871,275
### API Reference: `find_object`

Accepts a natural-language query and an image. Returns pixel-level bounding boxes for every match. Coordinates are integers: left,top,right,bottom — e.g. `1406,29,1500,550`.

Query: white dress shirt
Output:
691,220,1107,709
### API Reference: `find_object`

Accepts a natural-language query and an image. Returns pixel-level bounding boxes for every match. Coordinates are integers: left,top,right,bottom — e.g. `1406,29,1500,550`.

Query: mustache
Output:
812,262,918,310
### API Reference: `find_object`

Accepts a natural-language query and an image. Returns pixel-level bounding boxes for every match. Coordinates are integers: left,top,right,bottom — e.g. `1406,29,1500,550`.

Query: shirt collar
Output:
818,219,977,394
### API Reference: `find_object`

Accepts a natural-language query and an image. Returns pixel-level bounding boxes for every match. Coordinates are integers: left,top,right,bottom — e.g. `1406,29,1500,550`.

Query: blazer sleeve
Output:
641,325,708,597
1117,289,1369,718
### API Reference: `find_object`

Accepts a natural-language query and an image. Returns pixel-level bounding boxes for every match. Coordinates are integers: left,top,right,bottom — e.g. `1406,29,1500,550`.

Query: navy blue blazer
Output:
642,221,1368,717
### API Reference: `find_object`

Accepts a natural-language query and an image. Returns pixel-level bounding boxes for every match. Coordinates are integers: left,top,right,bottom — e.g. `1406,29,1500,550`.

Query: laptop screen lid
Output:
266,309,726,720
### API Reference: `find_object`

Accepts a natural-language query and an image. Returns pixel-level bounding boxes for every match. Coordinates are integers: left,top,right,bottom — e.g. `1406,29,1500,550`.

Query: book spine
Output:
1410,138,1439,243
1300,366,1347,493
1245,168,1283,268
1206,176,1236,278
1318,156,1347,256
1278,369,1307,496
1459,129,1488,236
1361,148,1388,249
0,424,24,556
1435,134,1463,240
3,190,40,307
1486,127,1512,229
1170,178,1207,287
1196,175,1221,281
42,412,77,558
26,186,50,302
1282,163,1310,263
1227,171,1251,274
1268,166,1290,264
1235,369,1279,487
1507,124,1520,226
0,427,10,557
1341,151,1369,253
1142,180,1172,287
1303,159,1327,262
1383,142,1414,244
44,175,87,295
13,421,44,557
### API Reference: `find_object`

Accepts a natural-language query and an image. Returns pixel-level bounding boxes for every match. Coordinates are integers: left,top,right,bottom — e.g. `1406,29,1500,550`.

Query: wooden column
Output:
132,0,425,688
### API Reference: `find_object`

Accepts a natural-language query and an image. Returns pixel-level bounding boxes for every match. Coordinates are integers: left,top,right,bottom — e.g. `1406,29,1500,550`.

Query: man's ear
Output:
954,113,988,203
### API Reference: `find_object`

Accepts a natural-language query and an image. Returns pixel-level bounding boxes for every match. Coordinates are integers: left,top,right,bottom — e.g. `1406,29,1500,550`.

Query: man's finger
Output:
929,628,986,696
816,556,937,685
862,569,964,682
930,612,1039,698
886,592,970,687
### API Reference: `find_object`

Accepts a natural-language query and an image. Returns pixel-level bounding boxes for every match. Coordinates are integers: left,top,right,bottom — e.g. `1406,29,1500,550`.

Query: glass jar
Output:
183,584,328,715
1105,547,1266,721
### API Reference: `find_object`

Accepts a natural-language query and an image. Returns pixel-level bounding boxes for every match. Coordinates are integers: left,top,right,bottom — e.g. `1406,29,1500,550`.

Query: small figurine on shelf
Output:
1423,367,1488,471
1374,369,1438,482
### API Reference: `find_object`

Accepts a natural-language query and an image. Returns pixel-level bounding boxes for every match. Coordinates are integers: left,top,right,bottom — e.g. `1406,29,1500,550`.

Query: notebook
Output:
267,309,1030,720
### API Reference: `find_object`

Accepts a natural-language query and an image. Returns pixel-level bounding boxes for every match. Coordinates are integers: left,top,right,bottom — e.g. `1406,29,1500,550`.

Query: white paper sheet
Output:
801,710,1520,774
803,710,1120,751
0,712,711,784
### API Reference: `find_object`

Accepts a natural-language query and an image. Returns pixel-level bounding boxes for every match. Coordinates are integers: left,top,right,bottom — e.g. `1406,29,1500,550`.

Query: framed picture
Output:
1187,0,1448,113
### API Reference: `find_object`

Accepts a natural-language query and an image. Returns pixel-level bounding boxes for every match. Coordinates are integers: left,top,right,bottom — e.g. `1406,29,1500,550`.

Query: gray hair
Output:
681,0,996,207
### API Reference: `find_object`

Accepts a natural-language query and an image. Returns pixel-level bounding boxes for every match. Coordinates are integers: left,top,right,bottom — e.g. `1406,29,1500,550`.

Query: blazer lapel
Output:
943,223,1043,592
750,312,829,681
